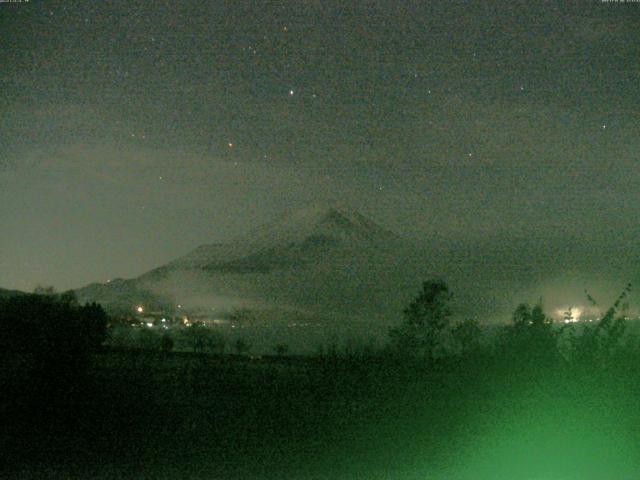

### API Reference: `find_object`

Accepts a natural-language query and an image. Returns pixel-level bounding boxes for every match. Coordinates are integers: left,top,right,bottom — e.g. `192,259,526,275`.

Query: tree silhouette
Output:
452,318,482,356
571,284,632,367
78,302,108,351
389,279,452,359
182,322,208,353
33,285,56,296
0,291,108,360
182,324,225,354
0,291,109,429
502,302,557,366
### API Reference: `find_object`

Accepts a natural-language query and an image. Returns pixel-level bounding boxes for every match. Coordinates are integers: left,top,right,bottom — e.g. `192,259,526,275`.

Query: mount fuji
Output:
75,205,415,322
71,203,625,329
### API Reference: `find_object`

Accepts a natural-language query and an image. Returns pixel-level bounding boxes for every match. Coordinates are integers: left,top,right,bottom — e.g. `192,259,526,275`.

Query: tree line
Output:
1,280,636,368
388,279,636,369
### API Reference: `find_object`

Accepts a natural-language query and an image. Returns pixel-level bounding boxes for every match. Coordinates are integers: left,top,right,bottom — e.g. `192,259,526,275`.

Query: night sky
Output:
2,1,640,297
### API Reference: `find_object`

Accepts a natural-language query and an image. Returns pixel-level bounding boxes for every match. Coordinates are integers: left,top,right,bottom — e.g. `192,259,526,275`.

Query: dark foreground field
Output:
4,348,640,480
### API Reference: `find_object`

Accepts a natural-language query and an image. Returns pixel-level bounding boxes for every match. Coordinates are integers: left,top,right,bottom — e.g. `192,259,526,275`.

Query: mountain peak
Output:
163,204,398,273
242,203,396,247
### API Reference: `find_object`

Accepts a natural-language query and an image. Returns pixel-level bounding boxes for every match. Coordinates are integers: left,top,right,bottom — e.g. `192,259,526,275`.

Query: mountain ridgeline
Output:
0,288,26,299
74,205,417,321
151,205,399,275
72,204,635,326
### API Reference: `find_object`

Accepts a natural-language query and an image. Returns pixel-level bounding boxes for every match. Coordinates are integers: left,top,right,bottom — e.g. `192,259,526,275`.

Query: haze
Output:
2,1,639,316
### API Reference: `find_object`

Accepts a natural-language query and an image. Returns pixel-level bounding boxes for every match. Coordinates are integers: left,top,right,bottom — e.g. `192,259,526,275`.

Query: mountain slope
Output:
76,205,408,317
143,205,399,278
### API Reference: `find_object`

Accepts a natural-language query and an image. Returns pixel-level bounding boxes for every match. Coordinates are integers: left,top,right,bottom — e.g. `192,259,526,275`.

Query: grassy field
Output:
4,348,640,479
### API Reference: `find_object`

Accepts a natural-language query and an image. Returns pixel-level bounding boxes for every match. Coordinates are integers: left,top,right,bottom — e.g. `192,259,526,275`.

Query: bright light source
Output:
568,306,582,322
136,306,144,313
146,322,153,327
557,306,582,323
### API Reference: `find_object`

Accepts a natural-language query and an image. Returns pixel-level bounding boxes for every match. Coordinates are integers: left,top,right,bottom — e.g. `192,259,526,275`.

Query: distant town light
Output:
556,306,582,323
146,322,153,327
136,306,144,313
568,306,582,322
